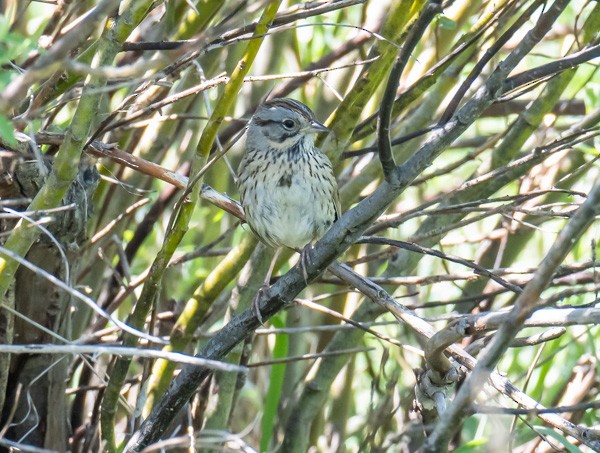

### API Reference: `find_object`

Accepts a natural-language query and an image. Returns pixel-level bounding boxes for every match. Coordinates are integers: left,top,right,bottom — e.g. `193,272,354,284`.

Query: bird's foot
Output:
299,244,315,285
252,284,270,325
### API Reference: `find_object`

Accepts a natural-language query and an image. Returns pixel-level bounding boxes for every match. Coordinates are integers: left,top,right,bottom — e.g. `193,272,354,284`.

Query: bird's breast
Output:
240,149,336,250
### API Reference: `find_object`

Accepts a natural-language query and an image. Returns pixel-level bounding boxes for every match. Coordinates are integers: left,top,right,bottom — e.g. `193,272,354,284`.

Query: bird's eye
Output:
282,119,296,130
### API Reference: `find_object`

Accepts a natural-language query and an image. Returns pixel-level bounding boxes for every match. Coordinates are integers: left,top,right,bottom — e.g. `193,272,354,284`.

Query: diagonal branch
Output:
0,0,121,114
357,236,523,293
438,0,545,125
425,180,600,451
503,43,600,93
124,0,573,449
326,262,597,449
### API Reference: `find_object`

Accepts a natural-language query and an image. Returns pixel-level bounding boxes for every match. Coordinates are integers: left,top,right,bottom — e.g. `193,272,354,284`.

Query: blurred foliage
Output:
0,0,599,452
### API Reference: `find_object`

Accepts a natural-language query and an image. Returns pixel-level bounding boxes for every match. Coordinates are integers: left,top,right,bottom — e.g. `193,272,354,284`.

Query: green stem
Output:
143,235,256,414
0,1,155,432
100,2,282,449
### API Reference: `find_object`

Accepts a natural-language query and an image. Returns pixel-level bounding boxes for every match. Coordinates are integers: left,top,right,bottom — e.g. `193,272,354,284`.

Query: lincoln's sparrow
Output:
237,98,340,319
238,98,340,251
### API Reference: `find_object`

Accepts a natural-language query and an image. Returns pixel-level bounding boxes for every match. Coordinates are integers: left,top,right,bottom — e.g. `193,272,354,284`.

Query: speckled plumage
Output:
237,98,340,250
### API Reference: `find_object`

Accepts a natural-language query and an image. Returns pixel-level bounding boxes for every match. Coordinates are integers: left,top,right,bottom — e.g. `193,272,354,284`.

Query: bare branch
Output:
377,0,442,181
426,179,600,451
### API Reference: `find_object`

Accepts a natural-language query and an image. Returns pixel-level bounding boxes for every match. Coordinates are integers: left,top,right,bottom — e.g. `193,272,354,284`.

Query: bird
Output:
237,98,340,322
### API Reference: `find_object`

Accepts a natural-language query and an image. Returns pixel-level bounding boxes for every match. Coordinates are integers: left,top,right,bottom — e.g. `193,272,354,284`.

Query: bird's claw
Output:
299,244,314,284
252,284,270,325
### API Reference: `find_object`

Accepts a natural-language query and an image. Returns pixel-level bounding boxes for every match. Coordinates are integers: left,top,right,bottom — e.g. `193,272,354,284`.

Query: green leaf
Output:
453,438,488,452
0,115,17,147
438,15,457,29
531,426,583,453
260,315,288,452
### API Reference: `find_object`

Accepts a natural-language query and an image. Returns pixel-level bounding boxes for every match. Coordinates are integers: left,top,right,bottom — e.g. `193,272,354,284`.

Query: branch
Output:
120,0,366,52
326,262,592,446
0,0,121,114
357,236,523,293
125,0,570,447
503,43,600,93
425,180,600,451
0,344,246,372
438,0,545,125
377,0,442,181
455,304,600,333
0,245,163,345
32,132,245,221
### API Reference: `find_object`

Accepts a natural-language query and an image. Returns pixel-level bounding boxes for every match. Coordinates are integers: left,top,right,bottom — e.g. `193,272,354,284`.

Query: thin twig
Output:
504,44,600,93
0,344,246,372
377,0,442,181
426,179,600,450
357,236,523,293
0,245,165,345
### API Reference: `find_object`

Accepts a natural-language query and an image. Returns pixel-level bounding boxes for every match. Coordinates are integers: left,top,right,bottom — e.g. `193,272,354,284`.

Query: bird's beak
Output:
307,120,329,134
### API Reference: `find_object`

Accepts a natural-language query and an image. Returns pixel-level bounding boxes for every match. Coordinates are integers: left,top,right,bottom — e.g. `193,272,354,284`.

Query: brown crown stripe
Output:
264,98,314,121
